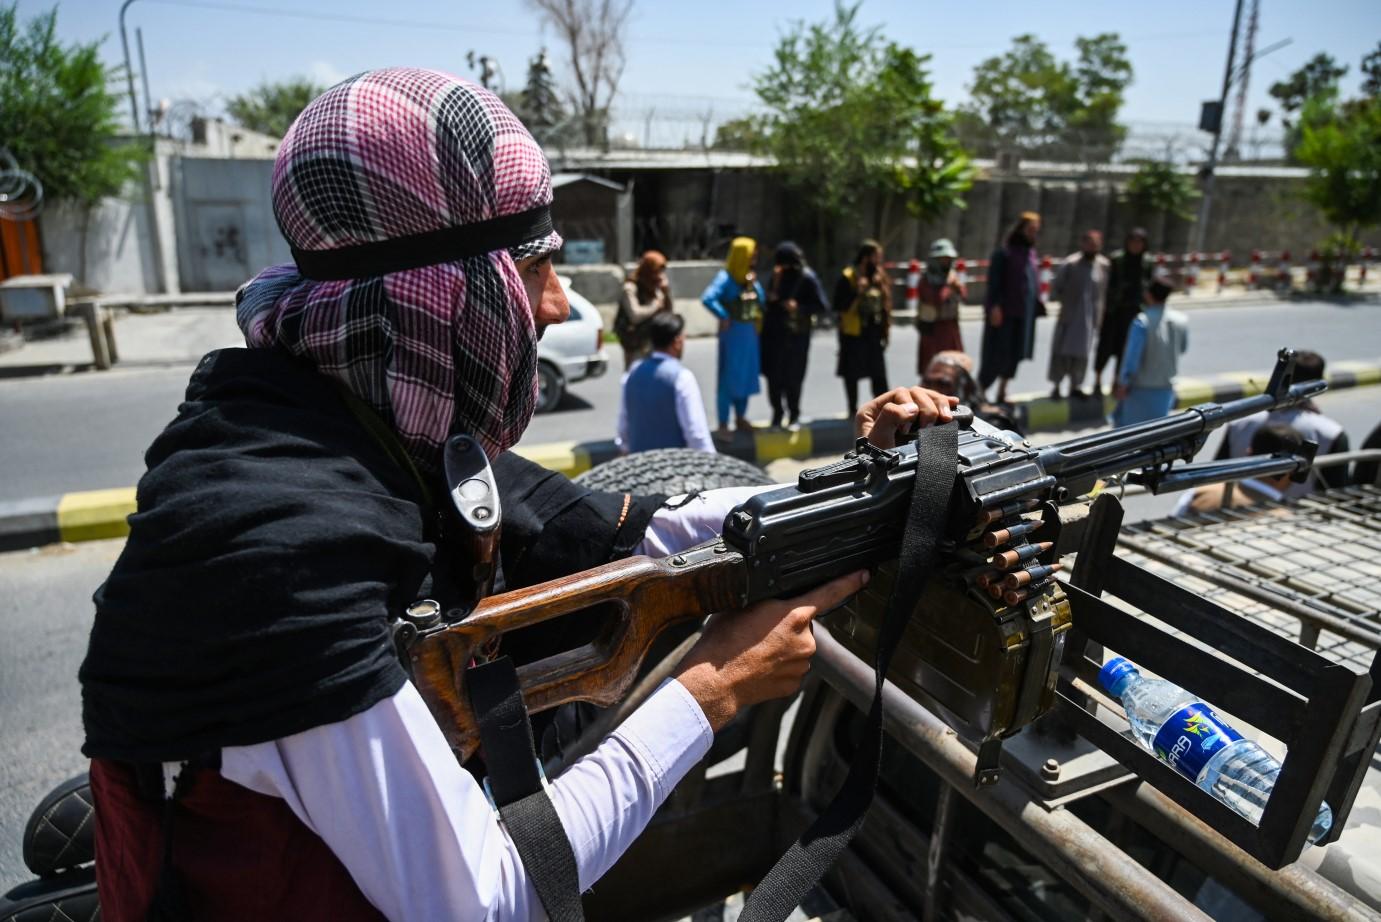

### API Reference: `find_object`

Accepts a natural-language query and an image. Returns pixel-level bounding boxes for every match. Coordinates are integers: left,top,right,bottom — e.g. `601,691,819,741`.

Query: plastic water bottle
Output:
1099,656,1332,843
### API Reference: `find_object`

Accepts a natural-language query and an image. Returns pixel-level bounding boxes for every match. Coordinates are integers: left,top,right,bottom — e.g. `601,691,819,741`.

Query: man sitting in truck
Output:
1175,422,1305,515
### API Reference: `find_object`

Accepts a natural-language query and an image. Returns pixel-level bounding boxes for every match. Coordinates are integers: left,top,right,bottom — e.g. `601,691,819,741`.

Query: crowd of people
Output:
613,211,1201,452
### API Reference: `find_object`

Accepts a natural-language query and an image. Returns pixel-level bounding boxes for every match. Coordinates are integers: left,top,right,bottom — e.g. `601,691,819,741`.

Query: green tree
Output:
0,3,143,206
1363,42,1381,97
1269,53,1348,127
1123,160,1199,221
960,33,1131,161
752,2,974,251
226,78,323,139
711,116,763,151
1294,92,1381,282
518,48,566,143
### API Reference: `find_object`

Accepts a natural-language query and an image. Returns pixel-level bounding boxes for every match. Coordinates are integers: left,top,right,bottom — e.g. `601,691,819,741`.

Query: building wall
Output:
173,158,288,291
35,154,1346,298
606,165,1343,272
40,197,161,295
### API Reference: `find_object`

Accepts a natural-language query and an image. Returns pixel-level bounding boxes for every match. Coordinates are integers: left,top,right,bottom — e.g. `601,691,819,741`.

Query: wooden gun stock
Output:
409,544,748,761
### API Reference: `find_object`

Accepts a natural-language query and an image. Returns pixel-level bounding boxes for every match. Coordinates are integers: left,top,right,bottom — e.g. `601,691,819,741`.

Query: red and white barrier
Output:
1184,252,1201,294
883,244,1371,301
904,258,921,313
1277,249,1292,289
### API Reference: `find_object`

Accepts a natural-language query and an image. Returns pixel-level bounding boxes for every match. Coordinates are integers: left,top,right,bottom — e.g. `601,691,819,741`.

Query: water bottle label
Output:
1152,703,1243,780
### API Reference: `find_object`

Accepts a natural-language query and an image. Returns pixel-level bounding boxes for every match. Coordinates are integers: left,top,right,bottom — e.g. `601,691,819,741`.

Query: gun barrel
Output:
1036,377,1325,485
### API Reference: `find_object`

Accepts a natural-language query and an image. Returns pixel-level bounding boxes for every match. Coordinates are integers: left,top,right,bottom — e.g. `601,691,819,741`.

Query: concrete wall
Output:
173,158,289,291
39,153,182,295
40,198,161,295
598,164,1346,273
38,153,1347,299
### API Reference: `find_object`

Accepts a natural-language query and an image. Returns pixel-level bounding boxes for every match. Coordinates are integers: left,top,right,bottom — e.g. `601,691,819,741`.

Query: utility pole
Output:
119,0,142,133
1192,0,1244,254
117,0,177,293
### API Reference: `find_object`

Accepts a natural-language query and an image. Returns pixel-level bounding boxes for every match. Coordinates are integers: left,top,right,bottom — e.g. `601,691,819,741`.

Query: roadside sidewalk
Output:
4,359,1377,552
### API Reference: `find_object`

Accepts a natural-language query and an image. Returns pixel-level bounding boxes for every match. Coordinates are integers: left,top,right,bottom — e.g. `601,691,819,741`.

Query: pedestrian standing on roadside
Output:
700,236,764,435
915,238,966,376
1048,230,1109,399
617,312,715,454
615,250,674,370
833,239,892,415
762,241,828,428
1093,228,1151,396
1113,278,1189,427
979,213,1042,404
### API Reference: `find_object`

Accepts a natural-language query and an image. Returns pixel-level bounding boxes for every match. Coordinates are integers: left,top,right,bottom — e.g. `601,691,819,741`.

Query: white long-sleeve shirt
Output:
615,352,716,454
211,483,780,921
221,679,709,921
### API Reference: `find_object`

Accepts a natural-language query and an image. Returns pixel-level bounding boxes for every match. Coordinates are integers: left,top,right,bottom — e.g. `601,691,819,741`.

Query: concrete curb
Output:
0,488,137,552
3,361,1378,552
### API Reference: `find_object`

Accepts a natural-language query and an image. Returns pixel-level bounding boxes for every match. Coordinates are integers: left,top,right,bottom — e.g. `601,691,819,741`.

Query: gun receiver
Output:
409,349,1325,769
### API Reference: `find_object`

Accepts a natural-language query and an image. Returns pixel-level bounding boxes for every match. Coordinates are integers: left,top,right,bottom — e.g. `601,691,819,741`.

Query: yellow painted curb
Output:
754,425,813,463
57,488,137,543
1023,399,1070,432
1333,362,1381,387
1218,371,1267,396
513,441,589,478
1174,379,1215,407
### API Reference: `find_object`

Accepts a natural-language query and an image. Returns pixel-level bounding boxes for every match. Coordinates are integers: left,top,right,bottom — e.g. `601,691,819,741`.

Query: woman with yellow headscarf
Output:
700,236,765,434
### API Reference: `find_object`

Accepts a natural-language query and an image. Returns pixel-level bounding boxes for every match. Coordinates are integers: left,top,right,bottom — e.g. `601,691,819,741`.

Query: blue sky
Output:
19,0,1381,137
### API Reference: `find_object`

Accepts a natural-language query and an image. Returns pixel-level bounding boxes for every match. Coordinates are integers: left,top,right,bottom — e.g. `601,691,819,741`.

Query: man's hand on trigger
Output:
674,570,868,732
856,386,958,449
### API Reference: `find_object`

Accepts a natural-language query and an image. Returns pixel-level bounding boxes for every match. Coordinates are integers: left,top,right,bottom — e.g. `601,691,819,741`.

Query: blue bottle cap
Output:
1099,657,1138,696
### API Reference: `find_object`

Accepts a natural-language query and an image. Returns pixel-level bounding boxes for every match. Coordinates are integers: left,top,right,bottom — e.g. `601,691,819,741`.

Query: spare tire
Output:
574,448,774,494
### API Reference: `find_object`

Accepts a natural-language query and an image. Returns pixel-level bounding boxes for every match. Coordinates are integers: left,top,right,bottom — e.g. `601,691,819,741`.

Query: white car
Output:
536,278,608,413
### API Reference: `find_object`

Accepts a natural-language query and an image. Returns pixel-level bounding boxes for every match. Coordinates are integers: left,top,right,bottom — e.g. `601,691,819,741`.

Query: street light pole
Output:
116,0,177,293
1192,0,1245,254
119,0,142,133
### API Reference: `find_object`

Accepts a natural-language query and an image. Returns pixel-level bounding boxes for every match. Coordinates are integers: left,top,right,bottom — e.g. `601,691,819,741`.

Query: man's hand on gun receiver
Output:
675,570,870,732
856,386,959,449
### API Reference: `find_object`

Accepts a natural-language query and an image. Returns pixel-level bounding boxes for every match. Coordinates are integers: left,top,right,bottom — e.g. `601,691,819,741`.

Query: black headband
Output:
291,204,554,281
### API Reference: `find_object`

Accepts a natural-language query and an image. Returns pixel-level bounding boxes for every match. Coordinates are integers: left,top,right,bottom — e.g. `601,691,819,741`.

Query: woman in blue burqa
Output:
701,236,765,435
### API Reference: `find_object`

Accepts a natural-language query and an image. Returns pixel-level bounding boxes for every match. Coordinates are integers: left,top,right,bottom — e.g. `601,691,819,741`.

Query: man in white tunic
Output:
1048,230,1110,399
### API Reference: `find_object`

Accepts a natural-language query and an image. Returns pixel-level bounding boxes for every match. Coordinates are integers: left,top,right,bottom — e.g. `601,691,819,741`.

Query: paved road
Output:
3,385,1379,891
0,539,122,890
525,297,1381,446
0,299,1378,501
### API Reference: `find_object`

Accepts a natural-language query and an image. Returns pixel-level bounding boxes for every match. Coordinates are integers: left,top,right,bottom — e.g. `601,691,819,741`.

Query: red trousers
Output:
89,758,384,922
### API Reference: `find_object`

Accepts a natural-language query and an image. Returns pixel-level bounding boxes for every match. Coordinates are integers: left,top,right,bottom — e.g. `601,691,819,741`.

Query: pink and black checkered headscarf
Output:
235,67,561,472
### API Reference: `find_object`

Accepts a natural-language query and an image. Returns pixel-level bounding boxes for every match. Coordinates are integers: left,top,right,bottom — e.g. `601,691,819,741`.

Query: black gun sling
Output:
741,421,958,921
467,656,584,922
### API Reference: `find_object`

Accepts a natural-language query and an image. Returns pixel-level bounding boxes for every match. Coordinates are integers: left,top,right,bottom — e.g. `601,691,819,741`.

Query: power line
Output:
133,2,1221,55
137,0,775,49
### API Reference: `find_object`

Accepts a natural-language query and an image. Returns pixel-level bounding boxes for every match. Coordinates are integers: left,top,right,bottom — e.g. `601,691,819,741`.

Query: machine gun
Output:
407,349,1374,868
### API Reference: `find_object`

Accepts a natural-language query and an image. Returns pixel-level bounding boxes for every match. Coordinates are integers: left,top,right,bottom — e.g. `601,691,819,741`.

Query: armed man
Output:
76,69,957,922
